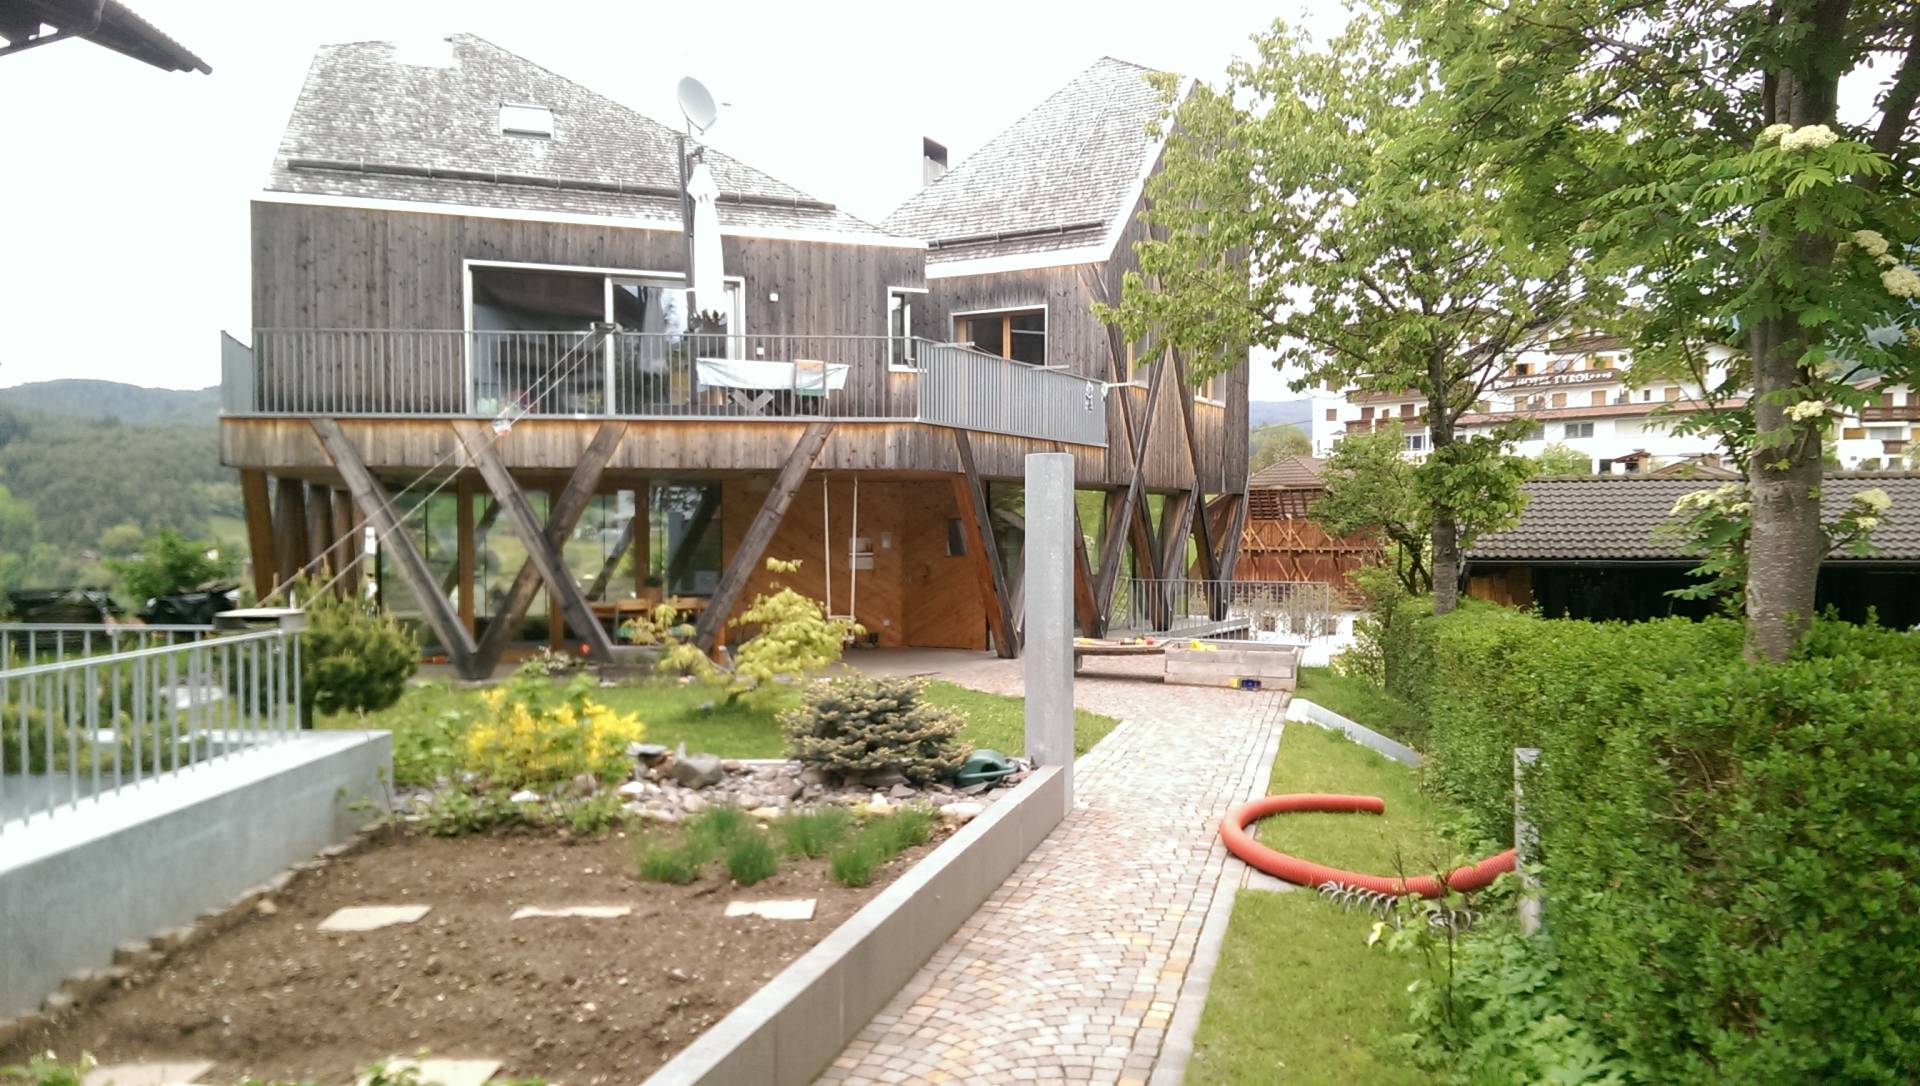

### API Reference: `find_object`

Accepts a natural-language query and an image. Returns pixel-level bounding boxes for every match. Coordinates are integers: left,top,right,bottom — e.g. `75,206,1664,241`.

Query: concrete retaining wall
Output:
645,765,1069,1086
1163,640,1299,691
0,731,391,1016
1285,698,1423,767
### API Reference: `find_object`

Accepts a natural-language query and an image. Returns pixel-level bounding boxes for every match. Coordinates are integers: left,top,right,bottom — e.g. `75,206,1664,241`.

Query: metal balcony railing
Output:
1109,578,1339,637
222,329,1108,447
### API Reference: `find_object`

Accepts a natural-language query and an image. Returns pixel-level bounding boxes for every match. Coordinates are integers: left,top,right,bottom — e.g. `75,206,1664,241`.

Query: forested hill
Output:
0,381,240,591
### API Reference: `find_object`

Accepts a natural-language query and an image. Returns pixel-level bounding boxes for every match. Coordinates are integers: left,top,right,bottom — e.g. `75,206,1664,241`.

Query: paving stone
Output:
823,655,1285,1084
82,1061,214,1086
725,898,818,921
316,905,432,932
508,905,632,920
362,1059,500,1086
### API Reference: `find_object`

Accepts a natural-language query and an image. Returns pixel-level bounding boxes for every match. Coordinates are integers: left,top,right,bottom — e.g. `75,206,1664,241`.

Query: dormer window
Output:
500,103,554,137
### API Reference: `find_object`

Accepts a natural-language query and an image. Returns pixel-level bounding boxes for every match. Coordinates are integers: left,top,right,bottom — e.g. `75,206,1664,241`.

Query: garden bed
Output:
1,818,953,1084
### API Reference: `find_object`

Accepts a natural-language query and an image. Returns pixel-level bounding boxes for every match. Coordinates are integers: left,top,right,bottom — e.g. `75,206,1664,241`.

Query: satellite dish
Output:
677,76,718,134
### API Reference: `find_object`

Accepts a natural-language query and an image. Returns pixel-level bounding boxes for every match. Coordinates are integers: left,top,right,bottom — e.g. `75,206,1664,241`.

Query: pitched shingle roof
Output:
1469,474,1920,562
263,35,901,243
1248,455,1325,490
882,57,1169,265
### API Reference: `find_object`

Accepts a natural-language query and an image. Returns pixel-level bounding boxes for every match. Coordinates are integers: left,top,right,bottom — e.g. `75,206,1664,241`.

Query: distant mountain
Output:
1249,399,1315,430
0,380,220,426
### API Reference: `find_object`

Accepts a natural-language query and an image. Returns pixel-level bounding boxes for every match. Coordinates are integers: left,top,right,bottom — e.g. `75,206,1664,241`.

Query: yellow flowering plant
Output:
460,670,646,788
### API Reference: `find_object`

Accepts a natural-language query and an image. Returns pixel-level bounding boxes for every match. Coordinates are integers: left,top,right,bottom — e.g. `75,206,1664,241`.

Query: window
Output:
1664,386,1682,402
1513,362,1534,376
1400,403,1415,417
1524,425,1546,441
1360,405,1375,421
887,288,917,368
1867,426,1906,441
1844,427,1868,440
1591,390,1607,406
946,519,967,556
499,103,554,137
956,308,1046,366
1405,432,1426,452
1562,421,1594,439
1325,408,1338,422
1642,389,1653,402
1551,392,1567,408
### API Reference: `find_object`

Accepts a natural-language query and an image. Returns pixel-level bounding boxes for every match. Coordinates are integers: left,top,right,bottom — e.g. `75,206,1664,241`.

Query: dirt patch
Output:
5,825,946,1084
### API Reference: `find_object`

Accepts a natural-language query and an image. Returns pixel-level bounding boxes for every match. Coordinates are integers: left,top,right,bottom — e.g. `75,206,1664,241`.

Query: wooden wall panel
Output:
902,482,987,650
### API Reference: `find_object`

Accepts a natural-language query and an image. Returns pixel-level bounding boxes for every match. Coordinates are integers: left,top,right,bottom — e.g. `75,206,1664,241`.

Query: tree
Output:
106,529,232,606
1249,423,1314,473
1105,5,1587,612
1311,422,1533,595
1417,1,1920,659
1531,443,1594,476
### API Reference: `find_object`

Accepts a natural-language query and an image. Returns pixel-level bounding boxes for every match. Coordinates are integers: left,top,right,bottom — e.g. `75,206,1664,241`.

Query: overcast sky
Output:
3,0,1348,400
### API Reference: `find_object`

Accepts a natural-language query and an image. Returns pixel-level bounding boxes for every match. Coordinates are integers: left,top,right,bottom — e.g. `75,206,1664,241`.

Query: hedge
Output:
1396,608,1920,1083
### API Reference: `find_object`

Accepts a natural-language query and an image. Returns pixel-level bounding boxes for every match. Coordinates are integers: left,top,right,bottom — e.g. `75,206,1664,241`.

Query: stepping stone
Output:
361,1059,500,1086
725,898,817,921
509,905,632,920
317,905,431,932
83,1061,214,1086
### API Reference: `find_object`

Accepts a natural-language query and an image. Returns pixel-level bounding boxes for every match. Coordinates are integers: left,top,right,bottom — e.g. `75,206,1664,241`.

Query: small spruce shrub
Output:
725,832,780,886
782,675,968,784
459,671,646,788
295,578,419,716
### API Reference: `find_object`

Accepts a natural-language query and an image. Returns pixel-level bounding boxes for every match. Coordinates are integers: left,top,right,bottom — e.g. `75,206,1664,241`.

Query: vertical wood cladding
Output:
251,202,925,337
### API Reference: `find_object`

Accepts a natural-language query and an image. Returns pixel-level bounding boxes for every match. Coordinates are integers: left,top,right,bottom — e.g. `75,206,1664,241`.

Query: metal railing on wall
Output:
227,330,1108,447
0,624,216,670
1109,578,1339,637
0,626,302,830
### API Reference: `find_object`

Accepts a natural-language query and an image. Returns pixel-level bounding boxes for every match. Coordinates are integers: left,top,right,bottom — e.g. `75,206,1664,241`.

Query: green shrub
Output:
781,675,968,784
106,528,231,605
725,832,780,885
828,836,883,887
780,806,852,858
686,804,751,848
297,582,419,717
870,805,935,852
638,837,714,884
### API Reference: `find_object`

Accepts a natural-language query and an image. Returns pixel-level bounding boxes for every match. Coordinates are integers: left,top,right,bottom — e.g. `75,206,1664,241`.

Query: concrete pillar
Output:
1024,453,1076,809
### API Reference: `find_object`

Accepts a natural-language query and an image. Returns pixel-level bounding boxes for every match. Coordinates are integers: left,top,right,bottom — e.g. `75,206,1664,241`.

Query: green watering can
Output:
954,749,1019,788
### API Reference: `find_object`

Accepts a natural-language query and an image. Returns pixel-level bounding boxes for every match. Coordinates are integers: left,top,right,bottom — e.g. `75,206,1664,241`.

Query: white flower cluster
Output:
1883,265,1920,299
1854,487,1894,514
1758,123,1793,145
1785,399,1828,421
1778,124,1839,152
1670,483,1750,517
1853,229,1891,258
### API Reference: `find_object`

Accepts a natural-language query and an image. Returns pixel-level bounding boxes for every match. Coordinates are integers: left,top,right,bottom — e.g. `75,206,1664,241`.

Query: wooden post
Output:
311,418,479,675
1093,353,1165,619
440,501,500,595
456,479,477,636
306,482,335,581
694,423,834,653
333,489,363,599
272,476,309,587
952,431,1020,658
1071,502,1102,637
634,482,651,598
548,488,568,652
240,469,276,601
451,420,621,666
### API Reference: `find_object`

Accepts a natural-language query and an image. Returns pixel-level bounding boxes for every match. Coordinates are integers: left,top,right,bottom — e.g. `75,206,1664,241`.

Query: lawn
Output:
1295,666,1427,749
321,675,1120,787
1187,721,1459,1085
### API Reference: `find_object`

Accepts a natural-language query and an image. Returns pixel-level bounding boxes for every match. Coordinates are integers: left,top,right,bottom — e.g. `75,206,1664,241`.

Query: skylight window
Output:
499,103,554,138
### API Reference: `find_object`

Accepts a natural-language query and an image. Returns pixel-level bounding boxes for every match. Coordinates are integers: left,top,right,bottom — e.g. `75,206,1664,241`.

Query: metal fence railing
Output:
226,330,1110,447
1109,578,1340,637
0,624,216,670
0,627,302,829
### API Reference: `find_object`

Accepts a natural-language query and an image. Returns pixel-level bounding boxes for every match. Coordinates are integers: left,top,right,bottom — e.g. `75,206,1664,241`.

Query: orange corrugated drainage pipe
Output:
1220,793,1517,899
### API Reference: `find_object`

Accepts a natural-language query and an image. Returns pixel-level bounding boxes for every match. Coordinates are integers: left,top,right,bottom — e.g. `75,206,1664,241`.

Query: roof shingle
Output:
1469,474,1920,562
882,57,1168,264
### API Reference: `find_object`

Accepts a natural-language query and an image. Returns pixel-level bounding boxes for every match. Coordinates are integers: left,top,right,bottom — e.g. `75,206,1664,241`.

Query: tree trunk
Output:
1745,29,1845,660
1427,364,1460,614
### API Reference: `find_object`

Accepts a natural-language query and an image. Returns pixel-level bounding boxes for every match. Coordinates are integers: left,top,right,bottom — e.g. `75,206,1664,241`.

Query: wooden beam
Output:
1072,502,1102,637
1093,351,1166,615
332,489,363,599
310,418,478,675
453,420,623,668
272,476,309,587
952,431,1020,658
239,469,276,600
306,482,335,580
585,509,640,602
456,479,476,635
664,486,722,593
547,487,568,652
1158,491,1196,583
694,423,834,652
440,500,501,595
633,482,650,598
1216,492,1250,581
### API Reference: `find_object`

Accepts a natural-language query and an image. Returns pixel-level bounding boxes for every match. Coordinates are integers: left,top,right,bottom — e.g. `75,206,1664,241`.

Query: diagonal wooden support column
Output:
665,485,722,593
586,508,641,602
240,469,277,600
311,418,478,676
1071,502,1102,637
694,423,834,653
952,431,1021,658
453,420,624,672
1094,352,1165,619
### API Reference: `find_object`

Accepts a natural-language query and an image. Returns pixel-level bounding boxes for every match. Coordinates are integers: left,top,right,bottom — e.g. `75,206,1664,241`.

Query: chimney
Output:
922,137,948,186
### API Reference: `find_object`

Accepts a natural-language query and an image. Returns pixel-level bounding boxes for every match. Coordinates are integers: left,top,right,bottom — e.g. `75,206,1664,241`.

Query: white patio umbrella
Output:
687,159,728,327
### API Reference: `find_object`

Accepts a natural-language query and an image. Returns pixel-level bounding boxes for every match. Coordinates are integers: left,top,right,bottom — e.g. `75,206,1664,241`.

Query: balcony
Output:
1862,405,1920,423
220,329,1107,448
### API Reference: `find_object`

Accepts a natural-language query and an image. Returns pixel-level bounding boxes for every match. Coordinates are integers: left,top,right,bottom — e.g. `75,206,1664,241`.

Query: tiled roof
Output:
1469,474,1920,562
264,35,896,241
883,57,1168,264
1248,455,1325,490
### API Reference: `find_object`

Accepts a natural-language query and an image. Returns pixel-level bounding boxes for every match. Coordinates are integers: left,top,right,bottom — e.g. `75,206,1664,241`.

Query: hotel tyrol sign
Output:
1490,368,1621,391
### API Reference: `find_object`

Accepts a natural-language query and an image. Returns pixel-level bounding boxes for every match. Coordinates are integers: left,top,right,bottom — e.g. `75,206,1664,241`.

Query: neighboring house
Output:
1321,330,1914,471
0,0,208,72
1466,474,1920,627
1222,455,1378,598
220,38,1248,678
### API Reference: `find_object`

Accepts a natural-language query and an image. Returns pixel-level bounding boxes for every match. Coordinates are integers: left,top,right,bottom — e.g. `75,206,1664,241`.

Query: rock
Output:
748,806,782,820
680,793,709,814
721,759,744,772
61,969,109,1003
781,778,806,800
635,807,681,825
799,766,829,787
958,781,991,796
113,941,156,969
888,783,917,800
572,772,600,796
668,753,726,789
630,742,670,762
863,767,908,789
510,789,542,803
256,899,279,916
618,779,655,798
941,802,987,823
864,793,893,815
41,990,75,1015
